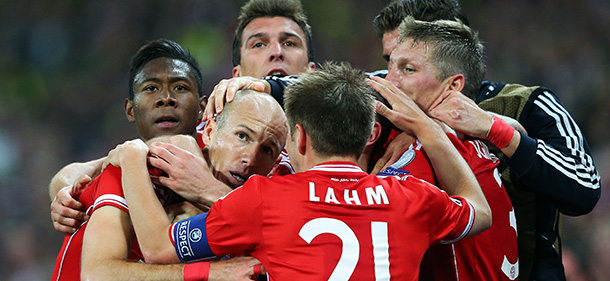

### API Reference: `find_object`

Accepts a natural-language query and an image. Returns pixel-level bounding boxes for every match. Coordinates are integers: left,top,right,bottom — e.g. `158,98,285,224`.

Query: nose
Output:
385,66,402,89
155,89,177,107
240,144,260,168
268,41,283,62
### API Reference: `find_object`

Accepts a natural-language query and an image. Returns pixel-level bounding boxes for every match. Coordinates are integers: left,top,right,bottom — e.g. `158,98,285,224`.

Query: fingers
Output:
72,174,92,199
367,75,402,105
206,78,268,121
371,150,392,174
50,195,89,234
149,143,179,164
214,81,229,116
371,132,416,174
204,93,216,121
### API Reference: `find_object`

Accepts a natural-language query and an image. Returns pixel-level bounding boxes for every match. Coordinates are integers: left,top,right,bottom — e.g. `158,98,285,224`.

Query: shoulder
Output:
87,165,128,214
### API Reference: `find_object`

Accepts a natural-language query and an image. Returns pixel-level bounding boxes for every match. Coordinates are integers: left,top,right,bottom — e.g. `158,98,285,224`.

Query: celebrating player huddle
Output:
49,0,600,280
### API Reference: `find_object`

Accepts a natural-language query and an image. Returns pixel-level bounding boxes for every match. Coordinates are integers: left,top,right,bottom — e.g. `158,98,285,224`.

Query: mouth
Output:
155,115,179,128
230,172,247,184
266,68,288,77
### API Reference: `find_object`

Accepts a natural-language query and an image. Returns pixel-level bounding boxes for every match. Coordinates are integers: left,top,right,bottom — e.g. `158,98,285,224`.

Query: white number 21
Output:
299,218,390,280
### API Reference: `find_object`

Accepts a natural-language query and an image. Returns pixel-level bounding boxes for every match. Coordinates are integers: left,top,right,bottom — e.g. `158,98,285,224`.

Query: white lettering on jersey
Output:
309,182,320,202
325,187,340,204
344,189,362,205
365,185,389,205
307,182,389,205
469,139,499,163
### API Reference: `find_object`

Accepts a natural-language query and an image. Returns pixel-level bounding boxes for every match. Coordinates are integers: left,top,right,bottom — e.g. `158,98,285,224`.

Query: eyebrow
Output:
139,76,193,84
237,124,282,150
245,31,303,45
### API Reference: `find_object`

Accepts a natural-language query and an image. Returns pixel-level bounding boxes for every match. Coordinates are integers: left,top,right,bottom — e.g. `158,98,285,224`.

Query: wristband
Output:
254,264,263,275
184,261,210,281
486,115,515,149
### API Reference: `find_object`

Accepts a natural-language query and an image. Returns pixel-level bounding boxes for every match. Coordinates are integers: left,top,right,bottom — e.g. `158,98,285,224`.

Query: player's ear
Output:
232,65,241,77
202,120,216,147
295,123,308,155
366,122,383,147
444,73,465,93
307,62,316,71
124,98,135,123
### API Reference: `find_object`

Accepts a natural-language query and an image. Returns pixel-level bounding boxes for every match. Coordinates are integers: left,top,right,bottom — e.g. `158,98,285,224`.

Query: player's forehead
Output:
222,95,286,142
134,57,196,85
242,16,306,44
391,38,430,64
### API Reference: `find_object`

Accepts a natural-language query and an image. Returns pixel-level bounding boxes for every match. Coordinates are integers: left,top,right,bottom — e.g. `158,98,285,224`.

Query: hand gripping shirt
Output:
170,161,474,280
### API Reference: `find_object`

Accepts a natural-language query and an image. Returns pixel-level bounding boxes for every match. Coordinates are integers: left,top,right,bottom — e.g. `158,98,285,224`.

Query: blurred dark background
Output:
0,1,608,280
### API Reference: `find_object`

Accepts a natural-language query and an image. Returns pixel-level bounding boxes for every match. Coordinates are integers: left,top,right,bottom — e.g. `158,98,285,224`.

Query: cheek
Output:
209,138,238,168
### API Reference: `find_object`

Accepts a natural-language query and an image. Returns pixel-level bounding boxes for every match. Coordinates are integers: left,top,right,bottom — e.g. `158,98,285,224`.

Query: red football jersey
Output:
51,166,144,281
176,162,475,281
381,133,519,281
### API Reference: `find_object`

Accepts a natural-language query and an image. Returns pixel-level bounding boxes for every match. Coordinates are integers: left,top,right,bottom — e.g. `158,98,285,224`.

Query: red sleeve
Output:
411,178,474,244
89,165,129,214
204,176,264,256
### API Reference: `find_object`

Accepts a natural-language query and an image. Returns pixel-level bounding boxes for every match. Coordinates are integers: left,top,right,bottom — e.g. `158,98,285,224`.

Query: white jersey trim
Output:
93,194,129,211
440,201,475,244
308,163,364,173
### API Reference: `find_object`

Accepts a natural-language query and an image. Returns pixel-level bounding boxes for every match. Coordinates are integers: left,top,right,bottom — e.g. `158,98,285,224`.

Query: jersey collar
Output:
308,161,364,173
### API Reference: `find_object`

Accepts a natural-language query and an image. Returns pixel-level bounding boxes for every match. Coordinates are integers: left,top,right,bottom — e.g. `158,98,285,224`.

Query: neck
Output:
297,154,359,173
356,150,372,173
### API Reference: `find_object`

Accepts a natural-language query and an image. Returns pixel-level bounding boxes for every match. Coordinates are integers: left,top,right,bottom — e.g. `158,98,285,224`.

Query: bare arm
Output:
368,76,491,236
81,205,264,281
111,139,179,263
428,91,524,157
49,157,105,200
81,206,184,281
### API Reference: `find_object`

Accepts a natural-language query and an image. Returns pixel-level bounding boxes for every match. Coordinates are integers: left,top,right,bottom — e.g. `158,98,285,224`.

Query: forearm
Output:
191,180,233,210
121,154,177,263
266,75,298,107
416,123,491,234
82,259,184,281
49,157,105,200
507,132,601,214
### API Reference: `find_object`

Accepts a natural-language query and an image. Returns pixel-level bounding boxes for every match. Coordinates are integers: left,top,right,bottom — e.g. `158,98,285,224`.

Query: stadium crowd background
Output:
0,0,608,280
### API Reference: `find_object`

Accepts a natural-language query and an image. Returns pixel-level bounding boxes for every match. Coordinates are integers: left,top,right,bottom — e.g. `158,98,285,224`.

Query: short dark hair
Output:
398,16,484,99
373,0,469,38
128,39,204,100
232,0,314,67
284,62,376,158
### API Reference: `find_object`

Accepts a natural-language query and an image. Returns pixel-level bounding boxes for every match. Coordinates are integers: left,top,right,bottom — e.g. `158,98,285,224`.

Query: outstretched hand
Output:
204,77,270,121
